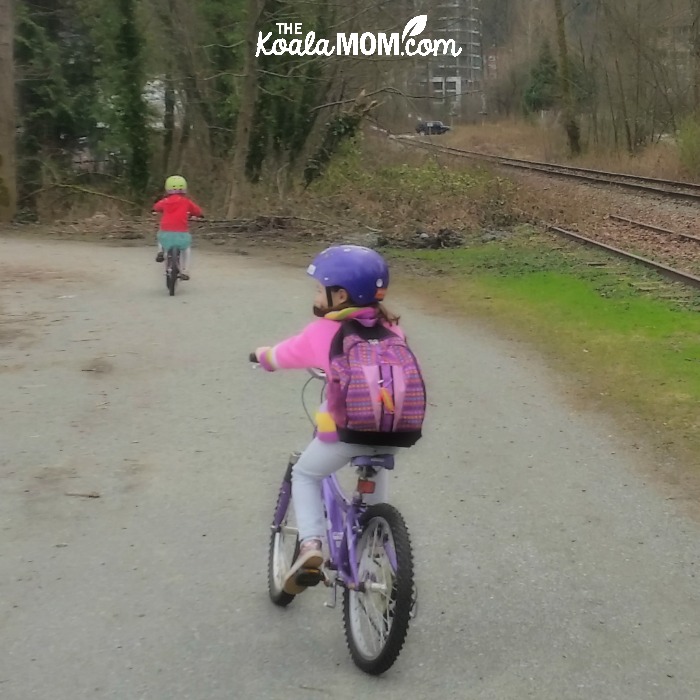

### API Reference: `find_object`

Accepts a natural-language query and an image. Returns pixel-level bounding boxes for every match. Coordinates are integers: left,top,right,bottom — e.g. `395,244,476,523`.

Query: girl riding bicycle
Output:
153,175,203,281
254,245,425,595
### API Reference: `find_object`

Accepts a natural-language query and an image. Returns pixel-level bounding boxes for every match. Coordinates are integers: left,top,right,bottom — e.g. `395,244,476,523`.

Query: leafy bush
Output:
308,142,522,237
524,41,558,113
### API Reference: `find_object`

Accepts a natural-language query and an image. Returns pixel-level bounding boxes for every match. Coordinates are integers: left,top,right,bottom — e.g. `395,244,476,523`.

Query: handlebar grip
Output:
249,352,258,363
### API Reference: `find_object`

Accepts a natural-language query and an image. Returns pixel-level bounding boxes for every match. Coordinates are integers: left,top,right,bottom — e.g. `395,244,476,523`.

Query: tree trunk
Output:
553,0,581,155
614,55,634,153
602,62,619,149
693,0,700,115
0,0,16,222
173,92,192,171
225,0,264,219
116,0,150,199
162,75,175,177
632,0,642,148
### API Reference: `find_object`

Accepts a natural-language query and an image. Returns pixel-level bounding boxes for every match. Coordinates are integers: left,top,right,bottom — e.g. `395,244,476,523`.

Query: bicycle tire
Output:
167,248,179,296
343,503,414,675
267,482,300,607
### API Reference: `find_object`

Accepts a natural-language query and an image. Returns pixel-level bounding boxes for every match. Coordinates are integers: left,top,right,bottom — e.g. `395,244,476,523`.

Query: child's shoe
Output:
155,252,164,262
283,538,323,595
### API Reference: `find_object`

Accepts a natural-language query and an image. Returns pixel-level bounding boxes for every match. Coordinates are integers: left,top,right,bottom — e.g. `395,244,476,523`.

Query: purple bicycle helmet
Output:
307,245,389,305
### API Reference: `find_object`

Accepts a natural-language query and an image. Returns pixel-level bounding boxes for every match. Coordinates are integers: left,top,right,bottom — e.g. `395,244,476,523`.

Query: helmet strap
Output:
314,286,365,317
313,292,357,318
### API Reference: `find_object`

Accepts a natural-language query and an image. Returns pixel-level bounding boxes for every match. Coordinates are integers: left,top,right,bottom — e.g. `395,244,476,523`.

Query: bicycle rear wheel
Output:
343,503,414,675
268,479,299,607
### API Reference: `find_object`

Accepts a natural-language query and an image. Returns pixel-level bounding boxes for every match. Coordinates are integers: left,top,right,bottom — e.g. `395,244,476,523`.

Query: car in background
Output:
416,120,450,135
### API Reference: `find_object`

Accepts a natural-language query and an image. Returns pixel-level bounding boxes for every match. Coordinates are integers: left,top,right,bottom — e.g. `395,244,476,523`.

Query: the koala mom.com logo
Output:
256,15,463,58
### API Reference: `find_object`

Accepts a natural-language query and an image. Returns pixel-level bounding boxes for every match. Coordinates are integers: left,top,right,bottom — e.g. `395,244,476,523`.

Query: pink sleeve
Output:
153,199,164,212
262,320,334,371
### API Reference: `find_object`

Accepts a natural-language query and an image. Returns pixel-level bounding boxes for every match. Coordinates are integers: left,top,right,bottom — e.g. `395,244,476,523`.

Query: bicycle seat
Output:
351,454,395,470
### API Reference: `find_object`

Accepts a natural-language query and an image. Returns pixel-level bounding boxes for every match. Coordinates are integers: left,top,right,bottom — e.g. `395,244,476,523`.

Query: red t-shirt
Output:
153,194,203,232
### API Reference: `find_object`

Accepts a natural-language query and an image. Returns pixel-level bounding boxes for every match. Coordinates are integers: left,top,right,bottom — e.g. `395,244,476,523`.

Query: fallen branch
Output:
54,184,138,206
18,183,138,207
311,86,448,113
204,215,339,227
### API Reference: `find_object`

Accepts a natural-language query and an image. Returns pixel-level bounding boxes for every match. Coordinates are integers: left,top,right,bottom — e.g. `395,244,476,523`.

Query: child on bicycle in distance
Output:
254,245,424,596
152,175,203,281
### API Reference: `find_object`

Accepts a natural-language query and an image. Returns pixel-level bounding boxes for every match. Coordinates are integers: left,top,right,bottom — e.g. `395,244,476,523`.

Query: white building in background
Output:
409,0,484,122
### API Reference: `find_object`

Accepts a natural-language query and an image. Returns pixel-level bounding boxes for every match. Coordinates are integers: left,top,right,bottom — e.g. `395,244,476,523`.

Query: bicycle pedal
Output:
295,568,324,588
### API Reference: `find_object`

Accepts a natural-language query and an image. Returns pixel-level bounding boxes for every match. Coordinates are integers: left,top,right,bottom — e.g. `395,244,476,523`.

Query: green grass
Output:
389,229,700,460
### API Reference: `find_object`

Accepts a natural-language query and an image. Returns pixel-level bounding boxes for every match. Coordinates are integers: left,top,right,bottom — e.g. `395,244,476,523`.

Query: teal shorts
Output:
157,231,192,250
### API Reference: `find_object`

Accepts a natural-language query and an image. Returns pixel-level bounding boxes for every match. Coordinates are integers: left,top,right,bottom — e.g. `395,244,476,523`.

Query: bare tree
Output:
225,0,264,218
553,0,581,154
692,0,700,114
0,0,16,221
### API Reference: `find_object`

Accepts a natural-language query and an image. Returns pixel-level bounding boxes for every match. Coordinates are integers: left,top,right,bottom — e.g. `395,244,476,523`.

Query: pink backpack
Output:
326,320,426,447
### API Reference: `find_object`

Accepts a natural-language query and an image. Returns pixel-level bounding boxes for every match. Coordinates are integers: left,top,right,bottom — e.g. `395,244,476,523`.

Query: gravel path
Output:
2,237,700,699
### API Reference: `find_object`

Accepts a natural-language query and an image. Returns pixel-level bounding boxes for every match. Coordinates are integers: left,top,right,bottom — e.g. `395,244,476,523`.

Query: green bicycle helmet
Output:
165,174,187,194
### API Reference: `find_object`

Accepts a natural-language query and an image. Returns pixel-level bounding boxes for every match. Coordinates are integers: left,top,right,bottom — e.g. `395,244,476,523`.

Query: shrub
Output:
677,118,700,175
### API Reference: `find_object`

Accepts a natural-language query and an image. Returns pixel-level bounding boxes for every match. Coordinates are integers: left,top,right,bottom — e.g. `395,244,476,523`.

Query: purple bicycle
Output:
251,357,416,675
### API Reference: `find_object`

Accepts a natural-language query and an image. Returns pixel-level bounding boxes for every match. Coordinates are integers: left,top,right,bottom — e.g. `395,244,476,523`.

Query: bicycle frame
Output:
323,473,364,587
166,246,180,272
271,452,395,592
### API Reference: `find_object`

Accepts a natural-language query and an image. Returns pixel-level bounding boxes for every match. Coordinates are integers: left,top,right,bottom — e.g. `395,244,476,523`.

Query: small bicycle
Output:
250,354,416,675
155,219,203,297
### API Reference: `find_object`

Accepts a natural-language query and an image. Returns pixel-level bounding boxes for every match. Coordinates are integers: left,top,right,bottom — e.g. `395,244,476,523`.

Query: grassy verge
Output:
388,227,700,466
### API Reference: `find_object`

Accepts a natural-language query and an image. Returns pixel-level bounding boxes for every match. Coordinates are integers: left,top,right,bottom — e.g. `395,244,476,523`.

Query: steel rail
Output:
547,225,700,290
608,215,700,243
398,138,700,202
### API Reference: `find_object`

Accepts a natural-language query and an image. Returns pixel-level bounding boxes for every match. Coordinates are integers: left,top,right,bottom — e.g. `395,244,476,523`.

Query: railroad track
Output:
396,137,700,203
392,136,700,292
547,224,700,291
608,215,700,243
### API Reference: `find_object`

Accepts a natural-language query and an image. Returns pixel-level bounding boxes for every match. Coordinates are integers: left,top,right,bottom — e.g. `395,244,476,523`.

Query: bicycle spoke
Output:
350,519,396,655
360,594,388,653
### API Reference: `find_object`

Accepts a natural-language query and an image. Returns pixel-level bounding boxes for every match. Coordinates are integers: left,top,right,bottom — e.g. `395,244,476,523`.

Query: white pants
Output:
157,244,191,272
292,438,399,541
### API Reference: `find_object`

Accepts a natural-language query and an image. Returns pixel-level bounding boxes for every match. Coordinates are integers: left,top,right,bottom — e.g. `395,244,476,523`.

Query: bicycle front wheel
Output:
268,480,299,607
343,503,414,675
166,249,179,296
167,270,178,296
